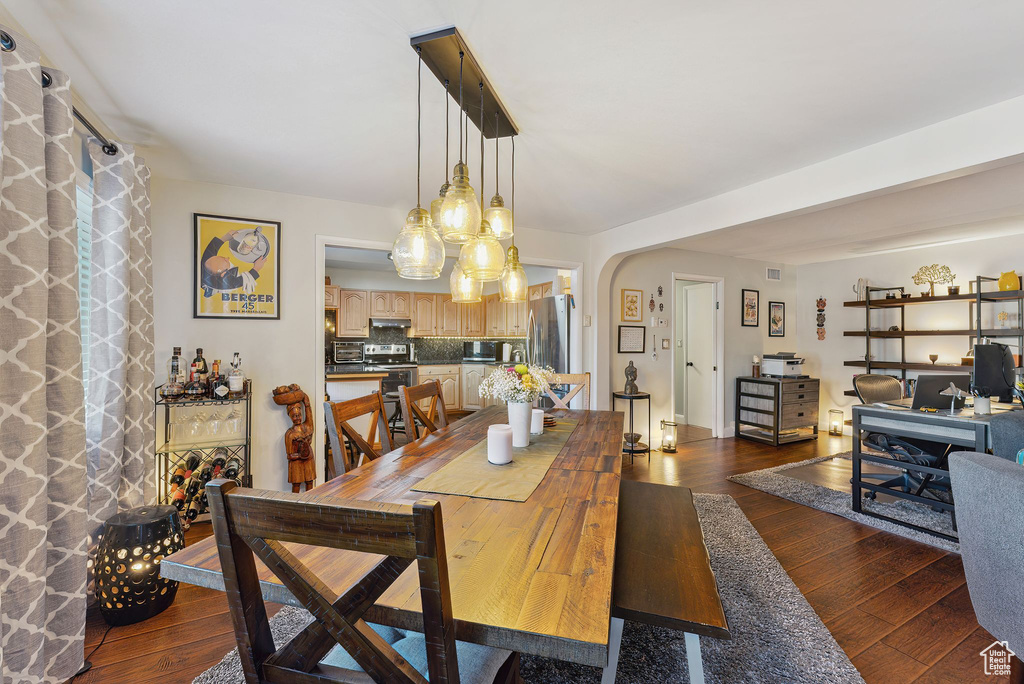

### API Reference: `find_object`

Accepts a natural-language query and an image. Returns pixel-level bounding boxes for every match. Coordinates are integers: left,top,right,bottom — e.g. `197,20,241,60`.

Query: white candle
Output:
531,409,545,435
487,424,513,465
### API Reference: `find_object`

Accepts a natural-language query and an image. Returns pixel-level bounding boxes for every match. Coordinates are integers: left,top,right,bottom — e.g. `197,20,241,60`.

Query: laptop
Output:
911,374,971,411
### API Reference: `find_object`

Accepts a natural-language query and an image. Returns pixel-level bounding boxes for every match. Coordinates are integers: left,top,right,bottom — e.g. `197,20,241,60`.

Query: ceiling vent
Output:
766,267,782,282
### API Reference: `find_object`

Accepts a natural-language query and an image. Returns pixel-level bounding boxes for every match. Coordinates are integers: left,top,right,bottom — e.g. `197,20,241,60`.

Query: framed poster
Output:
617,325,646,353
769,301,785,337
194,213,281,319
741,288,759,327
621,288,643,322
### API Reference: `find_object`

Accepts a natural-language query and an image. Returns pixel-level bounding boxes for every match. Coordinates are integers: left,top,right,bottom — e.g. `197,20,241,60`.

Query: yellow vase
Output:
998,271,1019,291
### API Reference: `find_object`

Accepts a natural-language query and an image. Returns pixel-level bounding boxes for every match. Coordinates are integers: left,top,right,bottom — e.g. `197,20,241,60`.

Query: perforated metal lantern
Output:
96,505,184,626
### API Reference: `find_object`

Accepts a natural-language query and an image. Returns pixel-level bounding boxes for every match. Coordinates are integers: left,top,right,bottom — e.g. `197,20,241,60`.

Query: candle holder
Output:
828,409,844,436
660,420,678,453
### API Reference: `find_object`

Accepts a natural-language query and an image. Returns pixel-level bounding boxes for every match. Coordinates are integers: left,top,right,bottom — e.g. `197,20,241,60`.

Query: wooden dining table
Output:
161,406,625,668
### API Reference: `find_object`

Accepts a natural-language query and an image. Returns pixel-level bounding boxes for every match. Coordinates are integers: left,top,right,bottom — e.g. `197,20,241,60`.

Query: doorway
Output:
672,275,723,443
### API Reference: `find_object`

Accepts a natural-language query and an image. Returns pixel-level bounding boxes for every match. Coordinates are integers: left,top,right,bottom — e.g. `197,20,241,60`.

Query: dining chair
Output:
206,480,521,684
399,380,450,444
323,392,392,479
545,372,591,409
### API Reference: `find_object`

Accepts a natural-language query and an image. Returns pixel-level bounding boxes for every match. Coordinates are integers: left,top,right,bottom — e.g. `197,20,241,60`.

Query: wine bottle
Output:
171,488,186,510
193,348,209,384
223,459,241,481
198,465,213,484
183,453,200,478
169,466,186,489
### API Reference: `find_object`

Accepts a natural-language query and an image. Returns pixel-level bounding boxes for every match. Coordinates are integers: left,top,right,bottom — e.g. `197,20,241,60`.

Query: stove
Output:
363,344,418,397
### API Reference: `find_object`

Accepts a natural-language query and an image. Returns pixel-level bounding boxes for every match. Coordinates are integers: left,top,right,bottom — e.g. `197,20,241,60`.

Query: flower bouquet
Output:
479,364,553,446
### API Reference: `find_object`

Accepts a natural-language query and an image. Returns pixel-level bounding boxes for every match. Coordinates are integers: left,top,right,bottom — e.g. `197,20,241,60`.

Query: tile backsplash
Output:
351,327,525,363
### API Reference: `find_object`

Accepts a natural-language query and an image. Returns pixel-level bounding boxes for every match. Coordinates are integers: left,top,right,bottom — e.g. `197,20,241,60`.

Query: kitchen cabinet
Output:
392,291,412,318
419,365,461,410
436,295,461,336
337,289,369,337
325,284,340,309
528,282,553,301
484,293,505,337
411,293,437,336
460,364,486,410
506,301,529,337
463,299,485,337
370,291,412,319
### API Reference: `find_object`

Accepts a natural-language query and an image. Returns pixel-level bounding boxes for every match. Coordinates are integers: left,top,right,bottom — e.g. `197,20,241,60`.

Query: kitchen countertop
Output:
416,359,507,365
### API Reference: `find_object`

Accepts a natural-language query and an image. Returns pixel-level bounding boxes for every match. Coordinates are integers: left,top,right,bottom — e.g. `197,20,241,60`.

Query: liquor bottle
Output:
184,364,207,399
159,347,185,401
211,370,230,400
193,348,209,384
228,352,245,396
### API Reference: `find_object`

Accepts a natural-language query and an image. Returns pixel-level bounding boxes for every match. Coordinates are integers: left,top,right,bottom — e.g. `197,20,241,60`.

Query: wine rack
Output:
153,383,252,528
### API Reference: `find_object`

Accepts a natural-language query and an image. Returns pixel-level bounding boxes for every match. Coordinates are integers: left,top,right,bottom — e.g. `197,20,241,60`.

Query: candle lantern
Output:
661,419,679,453
828,409,844,436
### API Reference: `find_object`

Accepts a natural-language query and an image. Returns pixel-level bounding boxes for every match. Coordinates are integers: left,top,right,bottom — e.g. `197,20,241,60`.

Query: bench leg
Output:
601,617,624,684
685,632,705,684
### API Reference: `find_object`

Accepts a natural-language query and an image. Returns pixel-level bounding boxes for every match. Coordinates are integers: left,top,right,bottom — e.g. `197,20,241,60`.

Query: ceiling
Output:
7,0,1024,236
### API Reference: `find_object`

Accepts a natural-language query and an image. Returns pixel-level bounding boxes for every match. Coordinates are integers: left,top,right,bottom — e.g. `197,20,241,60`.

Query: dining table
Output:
161,405,625,669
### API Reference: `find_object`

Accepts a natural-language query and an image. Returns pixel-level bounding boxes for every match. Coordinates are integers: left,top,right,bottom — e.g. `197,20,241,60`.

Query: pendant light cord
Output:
458,52,464,164
479,82,484,211
511,136,515,247
494,112,499,195
444,79,449,180
416,46,422,208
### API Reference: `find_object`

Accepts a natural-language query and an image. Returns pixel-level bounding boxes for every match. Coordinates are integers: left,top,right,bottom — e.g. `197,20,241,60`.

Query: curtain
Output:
85,141,154,547
0,27,89,684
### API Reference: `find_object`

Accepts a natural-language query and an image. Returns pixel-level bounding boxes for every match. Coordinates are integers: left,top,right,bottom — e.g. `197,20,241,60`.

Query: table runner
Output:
411,418,580,502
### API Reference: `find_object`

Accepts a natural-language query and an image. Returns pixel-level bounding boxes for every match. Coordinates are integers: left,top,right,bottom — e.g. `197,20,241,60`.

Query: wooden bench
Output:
603,481,731,684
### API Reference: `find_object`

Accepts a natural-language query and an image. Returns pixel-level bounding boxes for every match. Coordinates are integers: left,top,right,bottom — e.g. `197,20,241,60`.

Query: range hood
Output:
370,318,412,328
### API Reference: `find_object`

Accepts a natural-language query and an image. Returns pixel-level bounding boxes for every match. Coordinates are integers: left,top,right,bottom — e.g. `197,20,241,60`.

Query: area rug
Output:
728,452,959,553
194,494,862,683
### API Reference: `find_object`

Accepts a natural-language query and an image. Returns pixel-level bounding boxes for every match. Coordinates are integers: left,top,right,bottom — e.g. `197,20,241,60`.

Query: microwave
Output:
463,340,497,362
333,341,364,365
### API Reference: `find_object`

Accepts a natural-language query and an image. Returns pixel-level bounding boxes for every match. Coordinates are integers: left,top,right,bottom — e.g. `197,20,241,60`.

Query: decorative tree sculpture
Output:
272,384,316,493
912,264,955,296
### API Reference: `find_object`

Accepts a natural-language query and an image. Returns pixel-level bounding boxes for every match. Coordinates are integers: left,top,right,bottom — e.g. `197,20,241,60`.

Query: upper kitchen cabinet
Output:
325,284,341,309
337,289,369,337
463,299,485,337
410,293,437,336
506,301,529,337
370,291,412,319
484,293,505,337
528,282,553,301
436,294,461,336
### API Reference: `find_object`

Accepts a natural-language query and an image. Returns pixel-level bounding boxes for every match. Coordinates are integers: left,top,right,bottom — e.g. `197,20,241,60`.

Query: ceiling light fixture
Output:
430,78,450,232
438,51,480,244
449,261,482,302
500,135,527,302
483,112,513,240
459,82,505,282
392,47,444,279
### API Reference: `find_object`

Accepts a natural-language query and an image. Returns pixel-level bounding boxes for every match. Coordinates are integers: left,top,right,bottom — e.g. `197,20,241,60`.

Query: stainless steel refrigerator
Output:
528,293,572,373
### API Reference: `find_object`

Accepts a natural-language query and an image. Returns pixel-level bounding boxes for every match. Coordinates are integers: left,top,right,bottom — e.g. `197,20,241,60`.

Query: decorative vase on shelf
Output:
998,271,1019,292
507,402,532,448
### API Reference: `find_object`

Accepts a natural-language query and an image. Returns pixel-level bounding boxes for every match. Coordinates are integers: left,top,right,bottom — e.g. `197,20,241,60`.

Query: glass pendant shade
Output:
449,261,482,302
439,162,480,244
392,208,444,280
483,194,513,240
429,182,450,233
459,219,505,282
500,245,527,302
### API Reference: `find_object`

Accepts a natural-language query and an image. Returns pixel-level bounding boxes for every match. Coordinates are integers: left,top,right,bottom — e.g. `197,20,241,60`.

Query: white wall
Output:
796,231,1024,425
151,177,588,492
609,248,796,439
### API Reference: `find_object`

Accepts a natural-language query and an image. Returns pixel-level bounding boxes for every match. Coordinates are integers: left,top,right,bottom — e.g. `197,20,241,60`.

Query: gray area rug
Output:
194,493,862,683
728,452,959,553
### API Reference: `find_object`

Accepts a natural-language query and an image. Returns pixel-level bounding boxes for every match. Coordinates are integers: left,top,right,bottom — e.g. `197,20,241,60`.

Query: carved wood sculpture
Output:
272,384,316,493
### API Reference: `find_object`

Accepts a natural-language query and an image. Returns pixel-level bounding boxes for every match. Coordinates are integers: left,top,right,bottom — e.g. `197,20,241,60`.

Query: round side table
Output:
611,391,651,464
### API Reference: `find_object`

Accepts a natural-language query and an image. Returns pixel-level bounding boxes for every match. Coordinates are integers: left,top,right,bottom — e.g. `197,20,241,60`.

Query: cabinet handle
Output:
797,394,805,399
797,412,804,417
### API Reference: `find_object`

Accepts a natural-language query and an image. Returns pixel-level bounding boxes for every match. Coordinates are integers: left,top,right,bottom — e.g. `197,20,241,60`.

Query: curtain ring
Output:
102,143,118,156
0,30,15,52
41,70,52,88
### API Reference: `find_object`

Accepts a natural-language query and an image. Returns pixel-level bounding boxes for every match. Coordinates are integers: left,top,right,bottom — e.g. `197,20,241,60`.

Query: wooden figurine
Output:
272,384,316,492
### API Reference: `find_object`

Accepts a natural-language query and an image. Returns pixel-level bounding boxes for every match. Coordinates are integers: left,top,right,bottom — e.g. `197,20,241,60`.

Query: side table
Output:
612,391,651,464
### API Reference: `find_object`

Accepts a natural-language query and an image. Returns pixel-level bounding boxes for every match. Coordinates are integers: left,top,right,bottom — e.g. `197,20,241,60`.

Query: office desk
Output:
851,400,1014,542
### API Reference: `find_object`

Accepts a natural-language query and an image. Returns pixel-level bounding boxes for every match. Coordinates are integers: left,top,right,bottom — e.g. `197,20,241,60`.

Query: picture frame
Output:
768,301,785,337
741,288,759,327
621,288,643,322
193,213,282,320
617,325,646,353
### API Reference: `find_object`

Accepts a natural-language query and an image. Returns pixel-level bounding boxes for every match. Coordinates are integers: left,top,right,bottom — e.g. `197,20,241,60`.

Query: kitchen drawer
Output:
781,389,819,405
419,365,460,376
780,402,818,429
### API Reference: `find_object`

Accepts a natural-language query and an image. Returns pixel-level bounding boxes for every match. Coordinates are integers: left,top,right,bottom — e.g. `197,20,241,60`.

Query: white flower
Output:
479,365,554,403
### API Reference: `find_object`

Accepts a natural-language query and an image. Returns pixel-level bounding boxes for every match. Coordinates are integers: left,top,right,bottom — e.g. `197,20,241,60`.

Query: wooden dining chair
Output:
545,372,591,409
323,392,392,480
399,381,450,444
207,480,521,684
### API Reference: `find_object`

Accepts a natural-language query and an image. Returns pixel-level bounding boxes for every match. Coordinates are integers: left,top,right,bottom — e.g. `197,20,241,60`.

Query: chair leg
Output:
601,617,624,684
492,652,521,684
685,632,705,684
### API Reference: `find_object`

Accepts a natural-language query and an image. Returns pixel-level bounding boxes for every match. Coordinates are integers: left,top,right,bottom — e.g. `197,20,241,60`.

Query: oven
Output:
375,366,418,396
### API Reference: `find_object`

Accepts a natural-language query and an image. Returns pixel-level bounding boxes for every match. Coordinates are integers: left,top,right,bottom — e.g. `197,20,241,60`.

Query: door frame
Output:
670,272,725,438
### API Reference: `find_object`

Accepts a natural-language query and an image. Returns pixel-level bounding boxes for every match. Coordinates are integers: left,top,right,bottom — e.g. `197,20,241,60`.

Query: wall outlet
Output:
583,315,592,327
649,316,668,328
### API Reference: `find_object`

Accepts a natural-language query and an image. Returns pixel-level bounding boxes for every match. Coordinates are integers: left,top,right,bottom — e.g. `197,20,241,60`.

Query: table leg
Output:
601,617,624,684
685,632,705,684
852,413,863,513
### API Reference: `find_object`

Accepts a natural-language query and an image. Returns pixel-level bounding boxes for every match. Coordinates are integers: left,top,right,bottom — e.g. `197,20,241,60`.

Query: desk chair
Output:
324,393,392,479
399,380,450,445
988,410,1024,461
207,480,520,683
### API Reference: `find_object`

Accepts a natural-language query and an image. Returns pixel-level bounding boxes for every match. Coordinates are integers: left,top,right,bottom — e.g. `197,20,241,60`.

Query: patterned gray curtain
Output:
0,27,89,683
85,141,155,546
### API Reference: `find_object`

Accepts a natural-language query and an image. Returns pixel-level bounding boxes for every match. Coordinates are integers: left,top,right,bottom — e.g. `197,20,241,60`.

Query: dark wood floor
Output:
77,433,1004,683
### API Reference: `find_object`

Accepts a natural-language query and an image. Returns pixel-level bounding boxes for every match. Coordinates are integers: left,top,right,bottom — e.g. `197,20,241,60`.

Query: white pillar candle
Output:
531,409,545,435
487,424,514,465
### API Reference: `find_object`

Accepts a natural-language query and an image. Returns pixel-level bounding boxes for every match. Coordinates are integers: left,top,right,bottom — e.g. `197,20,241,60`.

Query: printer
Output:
762,352,805,377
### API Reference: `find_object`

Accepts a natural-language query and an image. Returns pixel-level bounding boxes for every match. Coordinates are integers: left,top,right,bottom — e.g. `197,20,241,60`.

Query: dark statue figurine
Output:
272,384,316,493
624,361,639,395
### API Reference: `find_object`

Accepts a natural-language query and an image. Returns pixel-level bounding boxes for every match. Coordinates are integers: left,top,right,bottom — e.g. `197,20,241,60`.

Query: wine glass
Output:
929,354,939,365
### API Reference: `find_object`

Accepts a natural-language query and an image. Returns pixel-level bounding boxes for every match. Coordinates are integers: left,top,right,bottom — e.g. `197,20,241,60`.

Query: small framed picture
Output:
741,288,759,327
769,301,785,337
617,325,646,353
621,289,643,322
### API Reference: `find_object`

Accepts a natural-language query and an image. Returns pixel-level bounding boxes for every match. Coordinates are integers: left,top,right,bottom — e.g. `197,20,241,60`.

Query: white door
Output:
684,283,715,430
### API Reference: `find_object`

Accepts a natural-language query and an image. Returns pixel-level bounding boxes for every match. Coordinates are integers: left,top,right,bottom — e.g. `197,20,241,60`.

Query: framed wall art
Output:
741,288,759,327
621,288,643,322
617,325,646,353
194,213,282,319
769,301,785,337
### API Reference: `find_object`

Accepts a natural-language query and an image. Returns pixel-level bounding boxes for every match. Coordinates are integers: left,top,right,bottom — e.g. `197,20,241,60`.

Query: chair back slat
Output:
546,372,591,409
399,381,449,444
325,393,392,478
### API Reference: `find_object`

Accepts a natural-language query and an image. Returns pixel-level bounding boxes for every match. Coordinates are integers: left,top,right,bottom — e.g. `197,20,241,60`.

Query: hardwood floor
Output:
77,433,1003,683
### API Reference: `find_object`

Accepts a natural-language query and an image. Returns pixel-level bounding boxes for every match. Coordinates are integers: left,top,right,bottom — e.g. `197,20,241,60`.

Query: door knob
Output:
686,362,694,367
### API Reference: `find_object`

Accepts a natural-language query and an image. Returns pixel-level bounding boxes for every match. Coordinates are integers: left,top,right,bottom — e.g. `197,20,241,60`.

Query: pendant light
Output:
449,261,482,302
439,51,480,244
459,82,505,281
483,112,513,240
393,47,444,279
500,135,528,302
430,79,450,232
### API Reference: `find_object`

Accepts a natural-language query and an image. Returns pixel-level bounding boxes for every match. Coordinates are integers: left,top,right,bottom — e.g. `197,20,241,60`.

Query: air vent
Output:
766,267,782,282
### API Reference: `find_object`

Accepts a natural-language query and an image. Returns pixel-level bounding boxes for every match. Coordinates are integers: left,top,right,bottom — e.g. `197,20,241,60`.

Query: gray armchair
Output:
948,451,1024,658
988,410,1024,462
